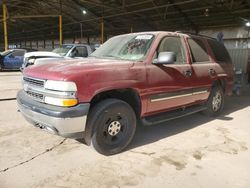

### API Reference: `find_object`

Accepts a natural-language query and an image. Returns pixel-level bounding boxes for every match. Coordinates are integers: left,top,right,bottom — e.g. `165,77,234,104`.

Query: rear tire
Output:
203,86,224,117
87,99,136,155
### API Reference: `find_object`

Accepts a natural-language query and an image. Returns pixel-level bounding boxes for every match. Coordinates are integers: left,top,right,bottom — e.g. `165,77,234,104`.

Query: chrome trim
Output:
151,93,193,102
24,84,76,98
23,76,45,87
193,90,209,95
22,76,76,104
25,90,44,102
150,90,209,102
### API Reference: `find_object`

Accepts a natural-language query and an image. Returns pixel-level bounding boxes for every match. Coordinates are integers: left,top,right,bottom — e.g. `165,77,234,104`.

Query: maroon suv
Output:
17,32,234,155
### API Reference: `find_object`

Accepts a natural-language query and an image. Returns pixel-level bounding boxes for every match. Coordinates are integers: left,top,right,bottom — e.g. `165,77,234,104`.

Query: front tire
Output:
0,63,3,71
87,99,136,155
203,86,224,117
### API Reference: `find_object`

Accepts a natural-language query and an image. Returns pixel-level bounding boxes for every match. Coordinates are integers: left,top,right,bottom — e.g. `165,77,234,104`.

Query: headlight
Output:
28,58,35,65
44,80,78,107
44,80,77,92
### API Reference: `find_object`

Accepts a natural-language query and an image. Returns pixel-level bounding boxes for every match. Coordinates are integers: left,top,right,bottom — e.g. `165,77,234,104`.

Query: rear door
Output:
207,39,234,93
185,37,214,102
146,35,194,115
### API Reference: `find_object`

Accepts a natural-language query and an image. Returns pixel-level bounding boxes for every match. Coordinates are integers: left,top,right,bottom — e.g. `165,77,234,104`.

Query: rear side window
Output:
208,39,231,63
187,38,209,63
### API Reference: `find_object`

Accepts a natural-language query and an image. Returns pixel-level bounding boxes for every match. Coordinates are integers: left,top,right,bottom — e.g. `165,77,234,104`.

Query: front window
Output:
52,45,73,56
90,34,155,61
158,37,186,64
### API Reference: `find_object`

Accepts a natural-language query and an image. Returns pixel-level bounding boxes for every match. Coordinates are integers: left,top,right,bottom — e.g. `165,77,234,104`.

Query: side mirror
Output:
153,52,176,65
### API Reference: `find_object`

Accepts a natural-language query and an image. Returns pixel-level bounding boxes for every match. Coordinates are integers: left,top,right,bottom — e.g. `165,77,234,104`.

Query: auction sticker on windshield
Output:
135,35,153,40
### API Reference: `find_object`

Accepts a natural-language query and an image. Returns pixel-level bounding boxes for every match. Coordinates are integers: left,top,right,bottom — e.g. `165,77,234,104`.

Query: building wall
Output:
3,36,102,52
200,26,250,84
199,26,250,49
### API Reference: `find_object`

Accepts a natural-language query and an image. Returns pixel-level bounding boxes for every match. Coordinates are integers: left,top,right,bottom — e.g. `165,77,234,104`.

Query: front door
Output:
146,36,194,115
4,50,25,69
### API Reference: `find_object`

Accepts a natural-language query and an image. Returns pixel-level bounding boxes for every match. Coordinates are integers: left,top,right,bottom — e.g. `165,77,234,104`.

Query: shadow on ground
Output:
0,70,20,72
76,91,250,151
128,95,250,150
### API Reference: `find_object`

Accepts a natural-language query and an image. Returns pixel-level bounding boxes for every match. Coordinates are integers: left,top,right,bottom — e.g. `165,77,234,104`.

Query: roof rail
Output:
175,31,216,40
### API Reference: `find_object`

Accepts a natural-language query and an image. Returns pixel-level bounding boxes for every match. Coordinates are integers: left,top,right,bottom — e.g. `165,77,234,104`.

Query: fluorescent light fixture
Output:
246,22,250,27
82,10,87,15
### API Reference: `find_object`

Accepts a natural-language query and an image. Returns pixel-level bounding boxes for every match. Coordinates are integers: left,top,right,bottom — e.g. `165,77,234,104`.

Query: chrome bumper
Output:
17,90,90,138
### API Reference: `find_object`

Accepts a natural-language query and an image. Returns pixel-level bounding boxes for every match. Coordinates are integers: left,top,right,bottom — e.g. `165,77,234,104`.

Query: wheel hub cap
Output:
212,92,222,111
108,121,121,136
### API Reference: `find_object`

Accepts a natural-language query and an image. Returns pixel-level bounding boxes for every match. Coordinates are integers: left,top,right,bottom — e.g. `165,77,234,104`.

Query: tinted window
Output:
208,39,231,63
75,46,88,57
187,38,209,63
12,50,25,57
158,37,186,64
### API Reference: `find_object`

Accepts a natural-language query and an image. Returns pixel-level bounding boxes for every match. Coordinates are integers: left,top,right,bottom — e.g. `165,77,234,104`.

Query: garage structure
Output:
0,1,250,188
0,0,249,46
1,0,250,82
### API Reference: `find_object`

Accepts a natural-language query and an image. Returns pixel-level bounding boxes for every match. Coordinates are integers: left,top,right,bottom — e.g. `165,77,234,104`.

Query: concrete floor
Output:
0,71,250,188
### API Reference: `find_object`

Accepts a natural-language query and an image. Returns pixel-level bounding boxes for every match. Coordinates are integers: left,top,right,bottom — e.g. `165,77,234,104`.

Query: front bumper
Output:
17,90,90,138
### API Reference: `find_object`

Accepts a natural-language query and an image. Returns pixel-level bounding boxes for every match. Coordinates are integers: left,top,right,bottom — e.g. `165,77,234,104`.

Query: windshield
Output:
0,50,13,56
90,34,155,61
52,45,73,56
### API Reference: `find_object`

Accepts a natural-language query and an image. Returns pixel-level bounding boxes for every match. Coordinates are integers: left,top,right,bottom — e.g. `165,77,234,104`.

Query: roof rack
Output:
175,31,216,40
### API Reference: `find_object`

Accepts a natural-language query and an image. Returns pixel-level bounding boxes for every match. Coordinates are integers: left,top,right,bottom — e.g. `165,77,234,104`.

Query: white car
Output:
21,44,93,71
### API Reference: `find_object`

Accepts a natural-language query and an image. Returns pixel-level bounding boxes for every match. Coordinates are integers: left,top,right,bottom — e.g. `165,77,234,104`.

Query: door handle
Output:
184,69,192,77
209,68,216,75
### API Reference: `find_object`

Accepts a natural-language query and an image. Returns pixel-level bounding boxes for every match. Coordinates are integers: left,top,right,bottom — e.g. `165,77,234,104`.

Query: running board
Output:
141,104,207,126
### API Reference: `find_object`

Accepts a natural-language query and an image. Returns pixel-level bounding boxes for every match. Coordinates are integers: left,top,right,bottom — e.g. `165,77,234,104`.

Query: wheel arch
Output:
89,88,142,118
212,79,226,92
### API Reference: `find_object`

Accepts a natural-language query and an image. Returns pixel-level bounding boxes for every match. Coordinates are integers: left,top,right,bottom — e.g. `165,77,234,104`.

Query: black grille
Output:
23,77,44,87
26,91,44,101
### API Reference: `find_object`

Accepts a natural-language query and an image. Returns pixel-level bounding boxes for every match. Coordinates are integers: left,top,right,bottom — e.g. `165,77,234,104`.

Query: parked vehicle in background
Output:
21,44,93,71
0,48,36,71
17,31,234,155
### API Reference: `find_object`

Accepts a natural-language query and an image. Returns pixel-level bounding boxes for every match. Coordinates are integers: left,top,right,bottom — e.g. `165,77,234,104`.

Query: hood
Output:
24,51,61,58
34,56,84,65
23,57,134,81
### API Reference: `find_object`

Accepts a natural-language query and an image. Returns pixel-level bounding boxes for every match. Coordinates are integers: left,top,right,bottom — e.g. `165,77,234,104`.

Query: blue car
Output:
0,49,36,71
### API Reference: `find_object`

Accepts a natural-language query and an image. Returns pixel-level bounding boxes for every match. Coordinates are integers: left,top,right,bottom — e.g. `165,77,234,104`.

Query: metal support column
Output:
59,15,63,45
101,21,104,44
2,3,8,50
80,23,83,42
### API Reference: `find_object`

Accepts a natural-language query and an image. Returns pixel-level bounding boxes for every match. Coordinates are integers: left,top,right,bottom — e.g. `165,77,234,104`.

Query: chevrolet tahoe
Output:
17,31,234,155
